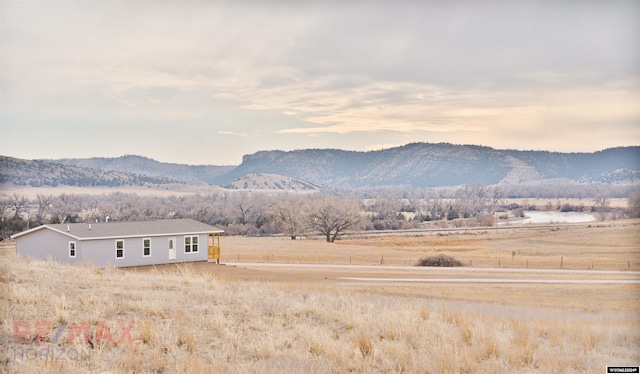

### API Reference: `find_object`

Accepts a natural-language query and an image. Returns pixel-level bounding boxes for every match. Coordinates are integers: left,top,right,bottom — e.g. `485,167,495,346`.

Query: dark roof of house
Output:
11,219,223,240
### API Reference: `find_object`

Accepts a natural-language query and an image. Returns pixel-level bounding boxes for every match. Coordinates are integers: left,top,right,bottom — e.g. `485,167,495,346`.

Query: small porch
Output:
207,232,221,263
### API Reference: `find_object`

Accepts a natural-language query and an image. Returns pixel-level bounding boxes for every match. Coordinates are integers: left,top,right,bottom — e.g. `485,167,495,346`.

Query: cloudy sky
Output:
1,1,638,165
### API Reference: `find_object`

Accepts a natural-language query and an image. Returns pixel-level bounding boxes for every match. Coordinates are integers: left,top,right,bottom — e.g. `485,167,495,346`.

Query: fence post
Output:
560,256,563,269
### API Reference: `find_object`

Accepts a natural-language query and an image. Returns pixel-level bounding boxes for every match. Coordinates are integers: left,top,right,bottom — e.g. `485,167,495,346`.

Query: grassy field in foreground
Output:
2,238,639,373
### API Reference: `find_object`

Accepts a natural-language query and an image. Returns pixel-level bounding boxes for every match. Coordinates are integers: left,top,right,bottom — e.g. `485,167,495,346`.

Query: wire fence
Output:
223,252,639,271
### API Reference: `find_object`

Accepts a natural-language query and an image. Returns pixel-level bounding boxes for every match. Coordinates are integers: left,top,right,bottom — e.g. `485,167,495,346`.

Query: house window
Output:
69,242,76,258
184,236,199,253
143,238,151,257
116,240,124,259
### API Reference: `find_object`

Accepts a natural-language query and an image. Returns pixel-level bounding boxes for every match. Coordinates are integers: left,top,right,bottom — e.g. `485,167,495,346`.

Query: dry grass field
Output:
0,184,227,199
222,221,640,270
2,221,639,373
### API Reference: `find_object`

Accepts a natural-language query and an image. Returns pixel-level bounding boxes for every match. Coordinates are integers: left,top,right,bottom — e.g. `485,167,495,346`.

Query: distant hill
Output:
503,147,640,182
50,155,234,184
224,173,322,191
211,143,640,188
4,143,639,190
0,156,179,188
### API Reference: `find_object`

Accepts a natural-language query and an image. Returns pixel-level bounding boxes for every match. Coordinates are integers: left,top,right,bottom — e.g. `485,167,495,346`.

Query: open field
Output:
0,184,317,199
220,220,640,270
2,221,639,373
0,183,225,199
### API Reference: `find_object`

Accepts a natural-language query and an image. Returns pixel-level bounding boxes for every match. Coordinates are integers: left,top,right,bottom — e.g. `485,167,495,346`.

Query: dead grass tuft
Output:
177,327,196,352
356,332,374,357
137,319,156,346
118,343,143,373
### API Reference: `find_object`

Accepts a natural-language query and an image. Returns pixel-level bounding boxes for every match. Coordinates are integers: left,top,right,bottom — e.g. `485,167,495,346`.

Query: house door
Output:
168,238,176,260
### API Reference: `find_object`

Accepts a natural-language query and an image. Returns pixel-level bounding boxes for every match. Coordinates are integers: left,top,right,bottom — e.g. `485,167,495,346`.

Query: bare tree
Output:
270,195,308,239
0,197,13,238
489,185,505,205
232,192,254,225
35,194,53,224
487,185,505,213
115,195,140,221
592,191,611,221
593,192,610,212
10,193,29,219
51,193,84,223
202,193,231,226
424,194,445,221
94,199,117,222
369,195,401,221
628,189,640,218
454,184,487,217
0,197,12,220
250,194,271,229
308,195,362,242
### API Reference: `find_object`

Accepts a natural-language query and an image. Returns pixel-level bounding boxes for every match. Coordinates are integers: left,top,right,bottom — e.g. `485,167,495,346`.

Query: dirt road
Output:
131,260,640,284
221,261,640,284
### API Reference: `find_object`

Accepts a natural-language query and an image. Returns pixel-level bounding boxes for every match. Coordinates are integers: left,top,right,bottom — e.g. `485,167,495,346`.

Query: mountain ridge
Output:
211,143,640,188
3,143,639,190
50,155,234,184
0,155,180,188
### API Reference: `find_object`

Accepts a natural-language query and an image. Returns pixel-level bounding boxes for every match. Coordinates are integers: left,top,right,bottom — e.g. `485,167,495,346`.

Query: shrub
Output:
416,254,463,267
560,204,584,212
512,208,525,218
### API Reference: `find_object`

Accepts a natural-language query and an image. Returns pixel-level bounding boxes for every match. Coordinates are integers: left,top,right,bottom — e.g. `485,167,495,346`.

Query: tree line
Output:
2,185,639,241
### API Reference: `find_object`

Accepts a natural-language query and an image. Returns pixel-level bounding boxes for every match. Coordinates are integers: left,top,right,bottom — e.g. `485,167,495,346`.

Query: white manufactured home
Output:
11,219,223,268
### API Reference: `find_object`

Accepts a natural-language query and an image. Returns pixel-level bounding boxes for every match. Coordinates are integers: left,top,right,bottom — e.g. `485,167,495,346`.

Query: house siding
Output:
16,229,78,265
84,234,208,267
15,228,210,268
176,234,208,264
